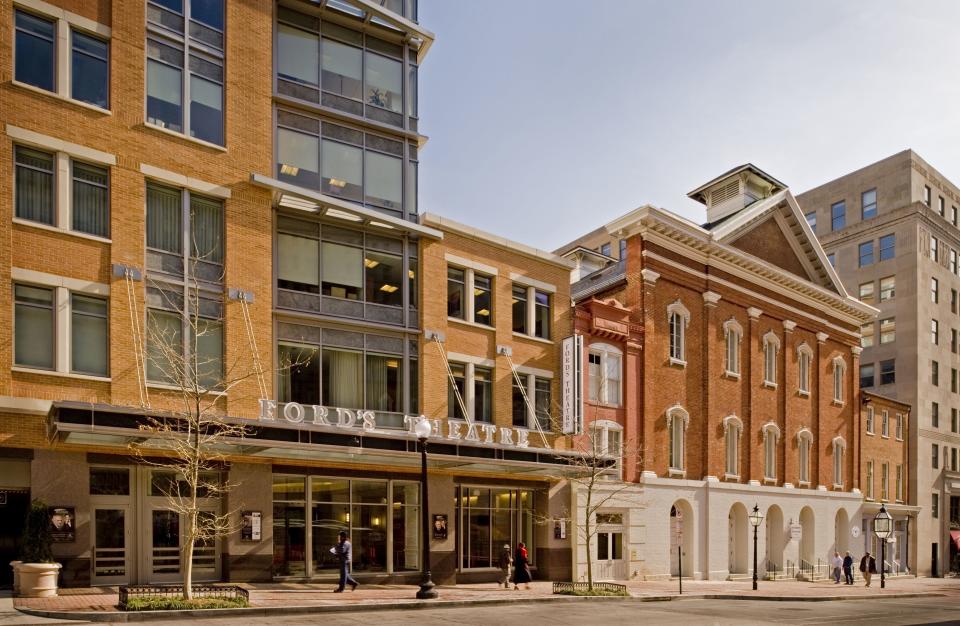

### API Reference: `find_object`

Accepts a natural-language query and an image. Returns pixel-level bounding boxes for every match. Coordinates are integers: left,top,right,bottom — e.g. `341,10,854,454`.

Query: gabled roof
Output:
687,163,787,205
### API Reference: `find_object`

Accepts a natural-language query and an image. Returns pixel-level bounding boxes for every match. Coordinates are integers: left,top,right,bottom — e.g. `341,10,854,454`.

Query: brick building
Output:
556,164,913,581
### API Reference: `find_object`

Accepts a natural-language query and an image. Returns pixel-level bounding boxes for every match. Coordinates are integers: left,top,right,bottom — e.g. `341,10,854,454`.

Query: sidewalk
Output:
12,576,960,622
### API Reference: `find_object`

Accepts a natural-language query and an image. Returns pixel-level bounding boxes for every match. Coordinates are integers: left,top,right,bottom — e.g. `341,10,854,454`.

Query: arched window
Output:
588,343,622,406
797,428,813,484
833,436,846,487
763,422,780,480
832,357,846,403
667,300,690,365
763,332,780,386
797,343,813,395
723,318,743,376
667,405,689,472
590,419,624,477
723,415,743,477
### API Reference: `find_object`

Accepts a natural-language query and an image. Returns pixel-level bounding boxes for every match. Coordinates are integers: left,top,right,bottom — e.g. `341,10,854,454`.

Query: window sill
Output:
723,473,740,482
11,80,112,115
895,437,903,442
147,382,227,397
13,218,112,244
831,400,845,407
763,477,777,485
448,317,495,332
866,431,874,436
833,484,844,491
587,400,622,409
798,481,811,488
512,332,554,345
762,381,777,389
798,389,810,398
881,434,890,439
668,357,687,368
668,468,686,478
12,366,111,383
723,370,740,380
142,122,227,152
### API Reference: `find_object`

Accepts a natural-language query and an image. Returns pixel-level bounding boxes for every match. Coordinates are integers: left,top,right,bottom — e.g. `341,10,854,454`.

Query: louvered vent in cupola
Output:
710,179,740,206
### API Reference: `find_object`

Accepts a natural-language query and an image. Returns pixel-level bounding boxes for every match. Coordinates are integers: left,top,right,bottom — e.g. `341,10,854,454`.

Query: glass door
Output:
149,509,182,582
91,506,132,585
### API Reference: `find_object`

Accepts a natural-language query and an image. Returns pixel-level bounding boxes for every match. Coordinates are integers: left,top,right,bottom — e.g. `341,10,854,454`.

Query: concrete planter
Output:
9,561,22,595
16,562,61,598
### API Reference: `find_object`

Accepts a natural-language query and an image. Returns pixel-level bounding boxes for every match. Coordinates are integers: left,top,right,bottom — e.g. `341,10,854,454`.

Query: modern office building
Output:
797,150,960,576
556,164,914,581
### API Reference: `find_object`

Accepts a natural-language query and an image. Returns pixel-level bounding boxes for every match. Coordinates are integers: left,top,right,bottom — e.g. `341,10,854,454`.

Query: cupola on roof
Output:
688,163,787,227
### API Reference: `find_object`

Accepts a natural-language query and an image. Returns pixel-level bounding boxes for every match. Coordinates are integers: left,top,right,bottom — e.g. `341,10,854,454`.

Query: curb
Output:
14,591,947,622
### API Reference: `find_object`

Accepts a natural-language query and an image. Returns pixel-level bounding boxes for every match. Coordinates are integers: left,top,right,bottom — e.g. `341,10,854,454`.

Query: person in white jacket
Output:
831,551,843,584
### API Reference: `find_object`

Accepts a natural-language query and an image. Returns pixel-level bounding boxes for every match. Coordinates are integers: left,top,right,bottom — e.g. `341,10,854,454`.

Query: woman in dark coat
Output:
512,541,532,589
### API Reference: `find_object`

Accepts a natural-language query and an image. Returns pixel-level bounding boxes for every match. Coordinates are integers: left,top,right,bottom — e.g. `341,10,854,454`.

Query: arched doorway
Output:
765,505,784,573
669,501,694,577
728,503,749,575
834,509,849,555
799,506,815,565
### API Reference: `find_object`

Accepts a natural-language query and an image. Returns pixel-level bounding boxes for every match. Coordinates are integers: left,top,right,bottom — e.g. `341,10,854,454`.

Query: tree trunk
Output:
183,535,195,601
585,489,593,590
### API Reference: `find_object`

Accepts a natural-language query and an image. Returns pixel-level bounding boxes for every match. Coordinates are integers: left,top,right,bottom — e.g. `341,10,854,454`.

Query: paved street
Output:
161,597,960,626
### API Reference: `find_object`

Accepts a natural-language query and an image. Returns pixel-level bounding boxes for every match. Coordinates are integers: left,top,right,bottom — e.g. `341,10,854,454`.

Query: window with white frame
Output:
724,318,742,376
590,419,623,475
896,464,903,501
866,406,875,434
587,343,622,406
667,300,689,364
762,423,780,480
511,282,552,340
895,413,904,440
832,357,845,403
447,361,495,423
447,265,494,326
865,460,874,498
511,371,552,431
724,415,742,477
763,331,780,386
833,437,845,487
881,462,889,501
797,343,812,395
881,410,889,437
667,405,688,472
797,429,813,484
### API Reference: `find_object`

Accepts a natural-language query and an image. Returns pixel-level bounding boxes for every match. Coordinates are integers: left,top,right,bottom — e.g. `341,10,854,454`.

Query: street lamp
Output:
748,504,764,591
414,417,438,599
873,504,893,589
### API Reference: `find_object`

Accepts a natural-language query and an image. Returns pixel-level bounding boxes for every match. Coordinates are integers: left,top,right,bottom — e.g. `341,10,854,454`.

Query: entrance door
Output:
92,506,133,585
595,531,625,580
0,489,29,588
728,514,735,572
149,509,182,582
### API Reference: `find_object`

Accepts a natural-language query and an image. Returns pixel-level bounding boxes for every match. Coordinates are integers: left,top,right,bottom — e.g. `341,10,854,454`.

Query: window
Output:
147,0,225,145
923,185,931,207
448,363,502,424
533,377,551,431
146,183,223,265
512,283,551,340
448,363,466,420
879,276,895,301
953,408,959,434
932,402,939,428
939,196,946,216
953,368,958,393
72,31,110,108
724,416,742,477
954,205,959,226
832,358,845,403
955,330,959,354
860,364,875,388
831,201,846,231
667,406,688,472
457,485,534,570
15,10,55,92
798,344,812,394
931,235,939,262
804,211,816,230
932,360,940,387
14,146,55,226
512,374,553,431
866,406,875,433
865,461,874,499
896,413,904,440
879,318,896,344
952,250,958,275
833,438,845,487
763,424,779,480
881,410,889,437
932,493,939,518
797,430,812,484
896,464,903,502
473,367,492,423
667,301,689,365
932,443,939,469
590,420,623,467
858,281,875,304
954,290,959,314
447,268,465,319
14,284,54,369
724,319,742,376
878,233,895,261
473,275,492,326
763,332,780,386
619,238,628,259
932,319,940,345
858,241,874,267
880,359,895,385
71,294,108,376
600,242,611,256
862,189,877,219
445,266,492,326
533,290,550,339
827,253,835,267
72,162,110,237
954,448,959,472
932,278,940,303
881,462,889,501
588,344,622,406
860,322,874,348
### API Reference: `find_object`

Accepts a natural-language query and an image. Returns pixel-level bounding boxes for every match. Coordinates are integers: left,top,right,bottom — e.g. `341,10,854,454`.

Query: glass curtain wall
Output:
457,486,535,570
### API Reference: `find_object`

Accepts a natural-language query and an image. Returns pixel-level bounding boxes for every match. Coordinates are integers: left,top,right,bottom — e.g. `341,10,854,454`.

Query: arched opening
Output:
669,501,694,577
834,508,849,555
799,506,815,565
765,504,784,574
728,503,749,575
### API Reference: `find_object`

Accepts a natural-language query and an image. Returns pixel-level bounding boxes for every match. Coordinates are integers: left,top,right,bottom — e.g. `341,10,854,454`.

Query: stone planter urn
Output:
15,562,62,598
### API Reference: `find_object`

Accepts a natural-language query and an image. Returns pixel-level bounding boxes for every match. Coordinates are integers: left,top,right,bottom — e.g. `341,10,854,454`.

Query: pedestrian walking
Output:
332,531,359,593
831,551,843,584
859,551,877,587
498,543,513,588
512,541,532,590
842,551,854,585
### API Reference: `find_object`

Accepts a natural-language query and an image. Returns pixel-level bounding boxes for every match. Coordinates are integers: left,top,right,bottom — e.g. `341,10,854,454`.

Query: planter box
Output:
16,562,61,598
552,581,628,595
119,584,249,610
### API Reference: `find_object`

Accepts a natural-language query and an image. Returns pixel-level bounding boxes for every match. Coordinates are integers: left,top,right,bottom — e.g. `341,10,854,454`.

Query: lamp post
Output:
414,417,438,599
872,504,893,589
748,504,764,591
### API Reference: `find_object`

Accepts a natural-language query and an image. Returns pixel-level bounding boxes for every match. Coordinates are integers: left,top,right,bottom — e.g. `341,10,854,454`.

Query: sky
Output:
417,0,960,251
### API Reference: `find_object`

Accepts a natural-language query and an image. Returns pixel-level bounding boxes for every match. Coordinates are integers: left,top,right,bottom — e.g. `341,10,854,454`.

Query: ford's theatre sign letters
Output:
258,400,536,449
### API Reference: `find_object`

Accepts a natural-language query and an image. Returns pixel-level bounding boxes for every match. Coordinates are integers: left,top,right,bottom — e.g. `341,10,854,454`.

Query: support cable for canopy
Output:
123,269,150,409
502,351,550,447
429,334,471,424
238,294,267,399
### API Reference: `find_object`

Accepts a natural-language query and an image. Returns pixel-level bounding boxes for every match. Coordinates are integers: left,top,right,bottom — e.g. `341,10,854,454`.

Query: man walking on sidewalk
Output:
859,551,877,587
842,551,854,585
831,551,843,584
333,531,359,593
498,543,513,589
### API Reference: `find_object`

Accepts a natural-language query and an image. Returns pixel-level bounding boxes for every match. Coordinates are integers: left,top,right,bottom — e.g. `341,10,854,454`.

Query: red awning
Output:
951,530,960,550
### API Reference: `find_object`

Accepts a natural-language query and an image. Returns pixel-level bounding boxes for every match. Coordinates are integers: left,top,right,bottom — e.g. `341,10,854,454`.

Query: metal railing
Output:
118,584,249,609
553,581,628,595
